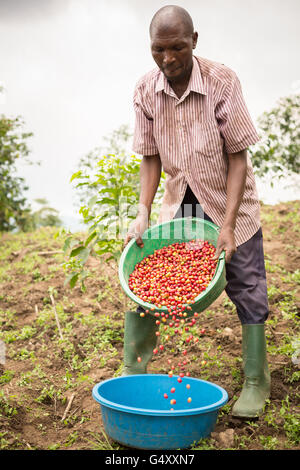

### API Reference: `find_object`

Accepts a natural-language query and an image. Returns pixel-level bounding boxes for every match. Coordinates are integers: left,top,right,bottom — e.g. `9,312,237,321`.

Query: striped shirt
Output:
132,55,261,246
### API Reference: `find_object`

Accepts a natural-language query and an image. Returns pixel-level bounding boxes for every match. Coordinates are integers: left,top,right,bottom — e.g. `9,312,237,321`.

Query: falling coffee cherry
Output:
137,357,142,363
128,239,217,404
128,240,217,312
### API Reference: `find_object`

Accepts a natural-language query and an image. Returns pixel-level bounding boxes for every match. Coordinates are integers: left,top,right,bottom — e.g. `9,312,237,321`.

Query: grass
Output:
85,431,121,450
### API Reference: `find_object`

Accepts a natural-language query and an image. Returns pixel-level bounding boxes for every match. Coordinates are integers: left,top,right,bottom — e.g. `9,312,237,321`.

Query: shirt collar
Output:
155,56,207,96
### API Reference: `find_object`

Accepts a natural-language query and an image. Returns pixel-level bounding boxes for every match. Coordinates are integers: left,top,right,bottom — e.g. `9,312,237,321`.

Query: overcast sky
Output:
1,0,300,221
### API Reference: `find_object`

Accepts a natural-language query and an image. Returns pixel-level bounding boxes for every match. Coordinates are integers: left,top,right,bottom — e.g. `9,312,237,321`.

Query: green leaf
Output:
70,245,85,257
64,272,79,288
96,197,117,205
70,246,90,265
85,230,97,246
70,170,82,182
63,237,80,253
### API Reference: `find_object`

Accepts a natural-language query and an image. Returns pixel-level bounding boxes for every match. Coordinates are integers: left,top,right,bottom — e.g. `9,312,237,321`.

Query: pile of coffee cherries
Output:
128,239,217,410
129,239,216,308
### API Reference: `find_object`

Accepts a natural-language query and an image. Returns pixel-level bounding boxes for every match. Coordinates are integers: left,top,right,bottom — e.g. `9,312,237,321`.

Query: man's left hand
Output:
214,226,237,263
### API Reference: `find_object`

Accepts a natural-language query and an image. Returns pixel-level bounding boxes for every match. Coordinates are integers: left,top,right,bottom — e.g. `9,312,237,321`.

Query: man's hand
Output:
214,226,237,263
213,149,247,263
123,212,149,249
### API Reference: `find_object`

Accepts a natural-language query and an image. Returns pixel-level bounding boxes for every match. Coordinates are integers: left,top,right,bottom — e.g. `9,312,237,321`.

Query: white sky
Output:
0,0,300,219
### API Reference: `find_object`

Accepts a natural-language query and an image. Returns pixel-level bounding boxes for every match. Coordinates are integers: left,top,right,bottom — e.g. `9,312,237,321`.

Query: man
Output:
122,5,270,418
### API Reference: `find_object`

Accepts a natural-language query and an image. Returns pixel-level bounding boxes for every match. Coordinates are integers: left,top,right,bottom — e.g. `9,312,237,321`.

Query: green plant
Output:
280,396,300,445
73,124,134,206
191,437,216,450
286,371,300,384
0,432,10,449
230,366,242,385
259,435,279,450
267,333,297,357
281,269,300,285
0,325,37,344
64,431,79,447
85,431,122,450
222,297,235,312
62,153,142,288
11,348,35,361
61,126,166,290
249,93,300,179
0,113,34,231
218,403,231,417
0,369,14,385
0,391,17,418
32,268,43,281
263,400,279,430
48,443,60,450
35,385,64,404
63,370,75,390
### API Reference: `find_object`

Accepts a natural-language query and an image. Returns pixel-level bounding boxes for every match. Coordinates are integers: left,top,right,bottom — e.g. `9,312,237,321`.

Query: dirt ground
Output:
0,201,299,450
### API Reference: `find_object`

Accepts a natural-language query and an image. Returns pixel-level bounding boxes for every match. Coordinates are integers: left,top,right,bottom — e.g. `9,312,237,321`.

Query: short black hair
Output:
149,5,194,37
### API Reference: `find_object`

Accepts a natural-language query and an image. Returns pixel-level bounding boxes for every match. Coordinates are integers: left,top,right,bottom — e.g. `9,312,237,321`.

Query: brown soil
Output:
0,201,299,450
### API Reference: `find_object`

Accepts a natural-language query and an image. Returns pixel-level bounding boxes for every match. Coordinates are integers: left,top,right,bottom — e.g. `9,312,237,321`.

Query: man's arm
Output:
139,154,162,215
124,154,161,248
214,149,247,262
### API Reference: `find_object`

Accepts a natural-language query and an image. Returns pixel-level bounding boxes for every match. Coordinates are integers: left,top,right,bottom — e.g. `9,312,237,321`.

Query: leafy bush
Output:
62,152,142,288
250,93,300,179
0,114,33,231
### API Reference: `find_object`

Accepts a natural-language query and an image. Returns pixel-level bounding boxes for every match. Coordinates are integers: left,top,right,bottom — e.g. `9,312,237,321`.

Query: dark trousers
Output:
174,185,269,324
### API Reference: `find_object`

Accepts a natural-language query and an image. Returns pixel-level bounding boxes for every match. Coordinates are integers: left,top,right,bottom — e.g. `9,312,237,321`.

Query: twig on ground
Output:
37,251,63,256
69,406,80,418
61,394,75,422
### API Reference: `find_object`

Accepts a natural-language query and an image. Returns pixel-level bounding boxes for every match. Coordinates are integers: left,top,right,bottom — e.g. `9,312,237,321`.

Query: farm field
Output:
0,201,299,451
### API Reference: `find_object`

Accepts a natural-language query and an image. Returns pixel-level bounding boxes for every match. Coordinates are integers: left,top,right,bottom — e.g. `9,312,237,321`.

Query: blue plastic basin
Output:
92,374,228,450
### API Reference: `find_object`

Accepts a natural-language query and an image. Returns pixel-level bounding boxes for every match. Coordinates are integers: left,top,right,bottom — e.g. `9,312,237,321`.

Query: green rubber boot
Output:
122,311,159,375
232,324,271,418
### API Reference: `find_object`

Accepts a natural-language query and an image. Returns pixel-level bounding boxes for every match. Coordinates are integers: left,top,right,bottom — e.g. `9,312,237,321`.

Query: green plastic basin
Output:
119,218,227,317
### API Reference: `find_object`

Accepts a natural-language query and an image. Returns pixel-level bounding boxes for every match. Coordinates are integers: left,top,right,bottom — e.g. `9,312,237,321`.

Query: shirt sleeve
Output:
215,72,260,154
132,82,159,156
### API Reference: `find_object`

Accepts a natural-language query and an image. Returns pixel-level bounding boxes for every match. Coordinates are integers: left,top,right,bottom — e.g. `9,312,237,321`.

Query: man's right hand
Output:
123,213,149,249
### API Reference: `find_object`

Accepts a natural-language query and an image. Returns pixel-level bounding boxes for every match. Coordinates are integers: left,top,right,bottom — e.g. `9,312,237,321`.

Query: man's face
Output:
150,23,197,84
